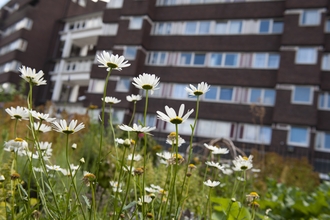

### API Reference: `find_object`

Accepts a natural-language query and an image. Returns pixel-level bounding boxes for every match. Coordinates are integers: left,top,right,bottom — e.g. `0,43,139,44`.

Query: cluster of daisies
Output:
3,51,257,210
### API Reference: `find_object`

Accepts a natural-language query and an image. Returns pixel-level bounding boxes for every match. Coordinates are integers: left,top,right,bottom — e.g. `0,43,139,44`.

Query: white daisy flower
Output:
204,143,219,151
166,132,185,147
4,138,28,153
222,168,233,175
118,123,156,134
115,138,125,144
186,82,210,96
0,175,5,182
5,106,29,120
132,73,160,95
232,155,253,171
127,154,142,161
203,179,221,188
110,180,123,192
156,151,172,160
138,195,152,204
45,164,62,171
205,161,224,170
34,122,52,133
212,147,229,155
18,65,47,86
30,110,56,122
52,119,85,134
97,51,130,71
157,104,194,125
126,94,142,102
102,96,121,104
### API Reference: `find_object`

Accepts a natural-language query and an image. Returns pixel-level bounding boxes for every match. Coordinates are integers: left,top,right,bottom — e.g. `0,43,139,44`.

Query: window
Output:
249,88,276,105
288,126,309,146
135,113,158,128
116,77,130,92
179,53,192,65
259,20,283,34
124,47,137,60
129,17,143,29
147,52,167,65
170,84,190,99
228,21,242,34
318,92,330,110
238,124,272,144
179,53,206,66
296,47,317,64
224,53,238,67
322,54,330,70
315,132,330,151
292,86,313,104
272,21,283,33
326,20,330,32
199,21,210,34
197,120,235,138
0,60,21,74
209,53,223,66
193,53,206,65
253,53,280,68
112,109,125,125
88,79,105,93
301,10,321,26
106,0,123,8
153,22,172,35
185,22,197,34
204,86,235,102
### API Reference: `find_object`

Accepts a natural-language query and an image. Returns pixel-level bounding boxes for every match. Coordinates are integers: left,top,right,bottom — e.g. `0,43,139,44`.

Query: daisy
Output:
52,119,85,134
203,179,221,188
166,136,185,147
18,66,47,86
132,73,160,95
205,161,224,170
118,123,155,134
102,96,121,104
37,141,52,153
97,51,130,71
212,147,229,155
186,82,210,96
232,155,253,171
82,171,96,186
110,180,123,192
204,143,218,151
138,195,152,204
127,154,142,161
5,106,29,120
34,122,52,133
30,110,56,122
126,94,142,102
4,138,28,152
157,104,194,125
45,164,62,171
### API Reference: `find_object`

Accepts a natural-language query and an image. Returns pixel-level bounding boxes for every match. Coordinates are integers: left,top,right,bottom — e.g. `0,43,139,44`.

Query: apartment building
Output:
1,0,330,173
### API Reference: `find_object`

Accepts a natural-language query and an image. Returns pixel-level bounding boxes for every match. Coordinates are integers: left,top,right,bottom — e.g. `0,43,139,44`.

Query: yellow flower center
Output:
142,84,153,90
194,90,203,96
15,137,24,142
172,153,183,159
106,62,118,69
170,116,183,124
14,115,22,119
249,192,259,197
63,127,74,134
168,132,177,137
242,156,249,160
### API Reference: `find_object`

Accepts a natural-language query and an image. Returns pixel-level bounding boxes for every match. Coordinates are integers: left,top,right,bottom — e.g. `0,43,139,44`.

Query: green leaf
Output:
123,201,137,211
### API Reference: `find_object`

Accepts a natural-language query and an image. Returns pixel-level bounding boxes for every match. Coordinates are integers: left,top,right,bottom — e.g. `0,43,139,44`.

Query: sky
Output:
0,0,10,8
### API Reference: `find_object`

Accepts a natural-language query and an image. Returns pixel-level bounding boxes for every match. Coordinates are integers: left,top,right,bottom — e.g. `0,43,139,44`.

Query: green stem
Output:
169,124,179,218
117,137,138,219
96,68,112,178
91,182,97,220
113,146,127,216
176,96,200,217
141,90,149,218
128,101,137,127
109,104,118,159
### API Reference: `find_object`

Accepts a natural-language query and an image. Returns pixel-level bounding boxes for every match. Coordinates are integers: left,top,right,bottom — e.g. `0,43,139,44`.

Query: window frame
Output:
315,131,330,152
237,123,272,144
295,47,317,65
288,126,310,147
291,86,313,105
300,9,321,26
